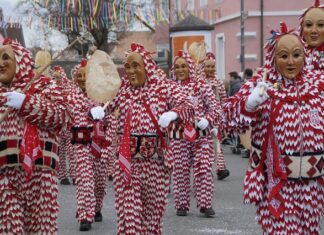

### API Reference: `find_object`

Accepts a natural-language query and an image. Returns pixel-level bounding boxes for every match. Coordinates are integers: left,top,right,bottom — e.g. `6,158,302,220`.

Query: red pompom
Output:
130,43,144,52
279,21,288,34
177,50,183,57
206,52,215,60
54,66,61,71
130,43,137,51
80,58,87,67
3,38,13,45
314,0,320,7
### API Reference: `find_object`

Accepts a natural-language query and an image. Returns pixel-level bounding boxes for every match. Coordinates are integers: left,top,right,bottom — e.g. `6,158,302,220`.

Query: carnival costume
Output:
50,66,74,185
0,39,69,234
91,43,194,235
202,52,230,180
224,23,324,234
70,60,110,231
170,50,222,217
299,0,324,71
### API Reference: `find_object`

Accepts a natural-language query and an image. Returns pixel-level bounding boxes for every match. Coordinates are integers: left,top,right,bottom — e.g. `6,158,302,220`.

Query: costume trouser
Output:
171,136,214,211
256,178,324,235
68,141,77,182
58,132,70,180
93,146,110,213
74,144,96,222
114,155,170,235
213,136,226,172
107,145,116,178
0,167,58,234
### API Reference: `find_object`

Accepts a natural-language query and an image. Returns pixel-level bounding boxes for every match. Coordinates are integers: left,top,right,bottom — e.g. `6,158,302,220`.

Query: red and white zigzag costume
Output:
101,43,194,235
50,66,74,182
70,61,110,223
299,2,324,71
169,51,222,212
0,39,69,234
200,52,228,173
223,27,324,234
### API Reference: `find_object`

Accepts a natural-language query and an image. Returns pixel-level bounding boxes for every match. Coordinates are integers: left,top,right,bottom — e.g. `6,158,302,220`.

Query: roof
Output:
170,14,214,32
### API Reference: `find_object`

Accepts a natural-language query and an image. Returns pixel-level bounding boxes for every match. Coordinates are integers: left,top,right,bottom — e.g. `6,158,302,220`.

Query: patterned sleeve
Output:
223,75,261,133
18,80,69,130
166,80,194,124
216,79,227,103
202,82,223,127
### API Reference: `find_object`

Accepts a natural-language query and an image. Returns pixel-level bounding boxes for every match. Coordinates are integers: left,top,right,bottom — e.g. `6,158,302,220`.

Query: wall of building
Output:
209,0,311,81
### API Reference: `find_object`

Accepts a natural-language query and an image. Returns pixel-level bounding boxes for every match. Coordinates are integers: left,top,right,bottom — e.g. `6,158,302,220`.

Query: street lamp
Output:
240,0,245,72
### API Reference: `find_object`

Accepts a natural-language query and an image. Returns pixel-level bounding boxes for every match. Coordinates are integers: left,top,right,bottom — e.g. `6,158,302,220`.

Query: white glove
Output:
158,111,178,128
4,91,26,109
197,118,209,130
211,128,218,137
90,106,105,120
246,82,269,111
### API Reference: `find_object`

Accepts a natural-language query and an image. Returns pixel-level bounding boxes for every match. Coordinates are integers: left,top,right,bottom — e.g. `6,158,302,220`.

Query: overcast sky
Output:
0,0,17,16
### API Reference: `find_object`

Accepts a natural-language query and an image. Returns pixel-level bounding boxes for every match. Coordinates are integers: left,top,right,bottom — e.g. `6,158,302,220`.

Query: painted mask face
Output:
124,52,147,87
302,8,324,48
76,66,87,91
174,57,189,81
204,59,216,77
0,45,16,85
52,71,63,86
275,34,304,80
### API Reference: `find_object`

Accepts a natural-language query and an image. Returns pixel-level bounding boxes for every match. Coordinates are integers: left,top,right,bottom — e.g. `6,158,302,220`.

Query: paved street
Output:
58,145,324,235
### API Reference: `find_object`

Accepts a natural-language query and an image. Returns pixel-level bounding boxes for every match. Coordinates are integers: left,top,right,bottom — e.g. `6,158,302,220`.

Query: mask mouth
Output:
310,34,318,41
0,68,7,74
287,67,296,72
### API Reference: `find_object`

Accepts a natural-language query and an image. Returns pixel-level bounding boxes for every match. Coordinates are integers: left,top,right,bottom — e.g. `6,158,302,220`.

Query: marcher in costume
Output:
202,52,230,180
90,43,194,235
223,22,324,234
51,65,73,185
93,112,118,221
299,0,324,71
0,38,69,234
70,59,111,231
169,50,222,217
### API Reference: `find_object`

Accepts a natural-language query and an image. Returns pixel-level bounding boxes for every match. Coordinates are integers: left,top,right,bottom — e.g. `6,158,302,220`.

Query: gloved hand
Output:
3,91,26,109
90,106,105,120
246,82,269,111
158,111,178,128
211,127,218,138
197,118,209,130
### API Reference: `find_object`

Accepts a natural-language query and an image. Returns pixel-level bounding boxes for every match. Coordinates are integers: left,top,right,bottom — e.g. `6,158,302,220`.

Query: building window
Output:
200,0,207,8
188,0,194,11
216,33,225,80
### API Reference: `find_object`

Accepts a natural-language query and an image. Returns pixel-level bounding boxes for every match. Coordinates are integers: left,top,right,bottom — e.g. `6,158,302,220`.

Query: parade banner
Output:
0,1,219,32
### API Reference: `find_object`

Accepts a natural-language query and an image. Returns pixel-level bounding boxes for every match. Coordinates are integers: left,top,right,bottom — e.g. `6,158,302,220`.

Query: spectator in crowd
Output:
243,68,253,81
228,71,243,97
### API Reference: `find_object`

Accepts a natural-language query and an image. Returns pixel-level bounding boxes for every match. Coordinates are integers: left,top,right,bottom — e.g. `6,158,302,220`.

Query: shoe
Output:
221,138,231,145
79,220,92,231
60,178,71,185
108,175,113,181
94,211,103,222
176,209,187,216
217,169,230,180
242,149,250,158
200,207,215,217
